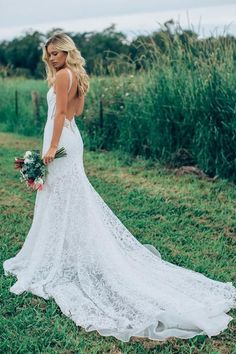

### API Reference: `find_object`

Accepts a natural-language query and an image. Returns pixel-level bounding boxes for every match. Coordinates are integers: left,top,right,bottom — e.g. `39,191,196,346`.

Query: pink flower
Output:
27,180,34,187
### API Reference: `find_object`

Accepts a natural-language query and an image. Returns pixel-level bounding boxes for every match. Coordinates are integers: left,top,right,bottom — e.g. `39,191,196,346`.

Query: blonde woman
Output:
3,33,236,343
42,33,89,165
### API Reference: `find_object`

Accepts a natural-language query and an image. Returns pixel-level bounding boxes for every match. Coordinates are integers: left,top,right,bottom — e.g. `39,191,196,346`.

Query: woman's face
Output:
46,43,68,70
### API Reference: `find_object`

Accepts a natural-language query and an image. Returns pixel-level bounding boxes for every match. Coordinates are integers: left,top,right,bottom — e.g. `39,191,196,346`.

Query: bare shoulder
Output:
55,68,69,82
54,69,70,91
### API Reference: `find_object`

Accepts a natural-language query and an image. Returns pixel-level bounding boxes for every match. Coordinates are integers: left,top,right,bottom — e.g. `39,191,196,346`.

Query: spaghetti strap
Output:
66,68,73,93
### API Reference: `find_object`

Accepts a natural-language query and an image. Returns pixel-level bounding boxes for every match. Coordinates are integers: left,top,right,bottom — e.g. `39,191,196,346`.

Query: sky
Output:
0,0,235,41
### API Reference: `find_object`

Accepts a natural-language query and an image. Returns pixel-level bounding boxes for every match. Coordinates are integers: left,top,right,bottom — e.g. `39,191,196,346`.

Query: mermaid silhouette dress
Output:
3,68,236,342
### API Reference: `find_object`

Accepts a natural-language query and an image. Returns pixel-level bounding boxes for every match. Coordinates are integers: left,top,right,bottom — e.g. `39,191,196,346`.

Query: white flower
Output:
125,92,129,96
24,150,32,159
35,177,44,185
24,157,33,163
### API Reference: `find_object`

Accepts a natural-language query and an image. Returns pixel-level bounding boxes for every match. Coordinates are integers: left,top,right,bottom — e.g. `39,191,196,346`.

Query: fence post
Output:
32,91,40,127
99,98,103,130
15,90,18,117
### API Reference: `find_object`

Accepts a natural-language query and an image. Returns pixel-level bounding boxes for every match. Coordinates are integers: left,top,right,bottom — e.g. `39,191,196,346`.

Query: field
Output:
1,34,236,182
1,131,235,354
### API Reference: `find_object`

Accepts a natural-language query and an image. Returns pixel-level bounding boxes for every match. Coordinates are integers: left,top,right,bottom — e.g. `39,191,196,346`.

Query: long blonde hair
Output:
42,32,89,96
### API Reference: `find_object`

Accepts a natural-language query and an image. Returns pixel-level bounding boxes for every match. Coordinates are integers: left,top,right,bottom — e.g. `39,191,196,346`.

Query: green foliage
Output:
1,22,236,77
0,77,47,135
83,34,236,181
0,29,236,181
0,31,45,78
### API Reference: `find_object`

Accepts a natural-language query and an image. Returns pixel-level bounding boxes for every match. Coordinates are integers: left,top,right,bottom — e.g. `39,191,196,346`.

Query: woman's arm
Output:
42,69,69,165
50,69,69,148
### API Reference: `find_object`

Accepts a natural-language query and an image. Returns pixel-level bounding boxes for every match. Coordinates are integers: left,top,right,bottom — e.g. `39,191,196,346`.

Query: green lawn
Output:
1,132,235,354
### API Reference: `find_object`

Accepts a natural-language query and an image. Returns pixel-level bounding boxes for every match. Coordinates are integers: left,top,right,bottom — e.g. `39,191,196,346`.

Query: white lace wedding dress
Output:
3,68,236,342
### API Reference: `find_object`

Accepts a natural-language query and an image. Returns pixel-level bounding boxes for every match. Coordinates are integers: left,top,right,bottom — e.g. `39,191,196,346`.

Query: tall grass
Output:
85,34,236,181
0,77,47,135
0,33,235,181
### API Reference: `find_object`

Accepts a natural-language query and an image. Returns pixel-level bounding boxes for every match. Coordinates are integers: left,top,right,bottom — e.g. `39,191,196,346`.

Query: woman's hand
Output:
43,147,57,165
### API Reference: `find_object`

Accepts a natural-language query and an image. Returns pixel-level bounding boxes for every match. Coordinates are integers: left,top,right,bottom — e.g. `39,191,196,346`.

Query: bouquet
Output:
15,147,67,191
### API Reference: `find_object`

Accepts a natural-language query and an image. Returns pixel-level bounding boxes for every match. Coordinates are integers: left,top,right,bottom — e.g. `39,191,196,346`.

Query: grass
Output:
0,131,236,354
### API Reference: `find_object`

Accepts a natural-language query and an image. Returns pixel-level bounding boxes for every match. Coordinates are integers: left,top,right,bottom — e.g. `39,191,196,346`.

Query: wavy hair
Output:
42,32,89,96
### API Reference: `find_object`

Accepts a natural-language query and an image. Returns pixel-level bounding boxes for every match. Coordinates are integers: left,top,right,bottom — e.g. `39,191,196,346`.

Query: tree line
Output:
0,21,235,79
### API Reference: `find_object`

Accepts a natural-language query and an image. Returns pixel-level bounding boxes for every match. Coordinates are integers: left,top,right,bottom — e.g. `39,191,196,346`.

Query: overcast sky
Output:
0,0,235,41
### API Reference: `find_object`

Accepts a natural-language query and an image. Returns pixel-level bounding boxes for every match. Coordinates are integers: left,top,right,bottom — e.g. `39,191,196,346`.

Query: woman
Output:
3,32,236,343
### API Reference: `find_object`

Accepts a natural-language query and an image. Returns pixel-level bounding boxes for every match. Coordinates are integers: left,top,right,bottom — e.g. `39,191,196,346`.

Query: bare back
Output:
53,67,84,121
